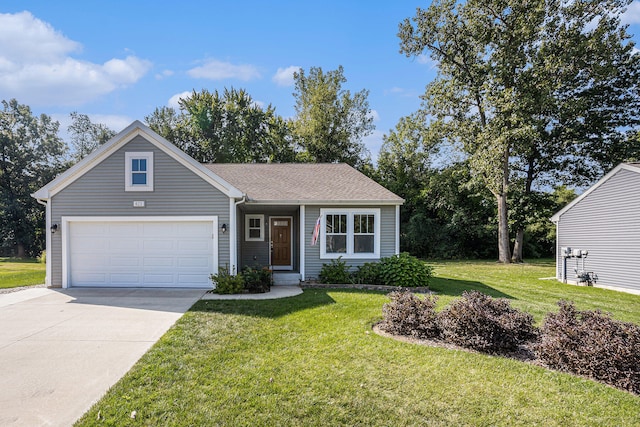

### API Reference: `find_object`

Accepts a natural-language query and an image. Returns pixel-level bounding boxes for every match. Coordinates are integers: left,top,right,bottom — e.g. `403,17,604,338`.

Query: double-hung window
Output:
125,152,153,191
245,214,264,241
320,208,380,259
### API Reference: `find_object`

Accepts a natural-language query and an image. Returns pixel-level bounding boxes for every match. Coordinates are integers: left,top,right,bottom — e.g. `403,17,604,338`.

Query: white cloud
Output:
187,59,261,81
155,69,174,80
0,11,151,106
363,129,385,162
52,113,131,144
167,91,193,109
622,1,640,24
272,65,300,87
368,109,380,122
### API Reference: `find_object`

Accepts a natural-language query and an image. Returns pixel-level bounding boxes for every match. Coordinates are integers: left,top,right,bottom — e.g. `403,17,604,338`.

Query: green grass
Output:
76,259,640,426
0,258,45,289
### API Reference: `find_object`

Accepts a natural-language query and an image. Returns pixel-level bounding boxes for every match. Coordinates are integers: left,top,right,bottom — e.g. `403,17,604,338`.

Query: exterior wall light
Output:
50,224,58,234
221,223,227,234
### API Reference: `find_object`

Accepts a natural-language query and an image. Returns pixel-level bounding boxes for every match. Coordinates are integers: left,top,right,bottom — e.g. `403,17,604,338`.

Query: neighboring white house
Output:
551,163,640,294
32,121,403,289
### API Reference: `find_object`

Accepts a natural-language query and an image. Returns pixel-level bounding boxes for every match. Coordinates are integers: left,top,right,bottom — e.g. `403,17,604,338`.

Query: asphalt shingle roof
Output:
203,163,403,204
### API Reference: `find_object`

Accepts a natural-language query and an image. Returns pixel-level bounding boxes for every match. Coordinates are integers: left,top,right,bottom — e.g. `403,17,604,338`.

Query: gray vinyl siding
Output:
555,168,640,292
49,135,230,287
304,205,398,280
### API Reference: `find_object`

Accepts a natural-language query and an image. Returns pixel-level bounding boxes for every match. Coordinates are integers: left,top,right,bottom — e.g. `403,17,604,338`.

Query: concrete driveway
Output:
0,287,205,427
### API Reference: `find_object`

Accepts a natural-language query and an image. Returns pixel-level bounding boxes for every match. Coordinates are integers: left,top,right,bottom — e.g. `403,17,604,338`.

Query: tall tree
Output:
399,0,640,262
292,66,374,168
0,99,67,257
146,88,295,163
68,112,115,161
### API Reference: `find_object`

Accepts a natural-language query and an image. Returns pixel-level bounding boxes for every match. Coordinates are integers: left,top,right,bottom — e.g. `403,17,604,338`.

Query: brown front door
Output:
271,218,291,268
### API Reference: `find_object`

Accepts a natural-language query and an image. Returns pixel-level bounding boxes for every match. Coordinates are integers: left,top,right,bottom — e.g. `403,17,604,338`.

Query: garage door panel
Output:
111,257,140,267
69,220,215,288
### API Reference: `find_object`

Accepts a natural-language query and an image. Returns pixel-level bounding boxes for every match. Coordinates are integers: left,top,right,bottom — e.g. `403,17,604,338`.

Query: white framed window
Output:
245,214,264,241
125,152,154,192
320,208,380,259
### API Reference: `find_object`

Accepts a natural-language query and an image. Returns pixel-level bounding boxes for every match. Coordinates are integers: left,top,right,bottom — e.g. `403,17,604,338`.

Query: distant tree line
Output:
2,0,640,260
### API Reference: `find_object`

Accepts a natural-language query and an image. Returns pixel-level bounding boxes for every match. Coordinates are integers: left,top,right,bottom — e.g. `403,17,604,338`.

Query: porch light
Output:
221,223,227,234
50,224,58,234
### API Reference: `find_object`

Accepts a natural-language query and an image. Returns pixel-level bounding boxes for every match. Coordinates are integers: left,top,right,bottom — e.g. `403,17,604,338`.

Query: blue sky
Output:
2,1,640,160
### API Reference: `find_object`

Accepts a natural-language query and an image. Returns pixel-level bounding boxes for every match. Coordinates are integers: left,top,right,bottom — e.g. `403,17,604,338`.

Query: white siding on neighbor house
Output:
304,205,398,280
555,168,640,293
49,135,230,287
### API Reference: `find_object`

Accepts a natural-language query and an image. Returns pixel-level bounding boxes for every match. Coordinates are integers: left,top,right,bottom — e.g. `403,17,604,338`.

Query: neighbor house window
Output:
245,214,264,241
320,208,380,259
125,152,153,191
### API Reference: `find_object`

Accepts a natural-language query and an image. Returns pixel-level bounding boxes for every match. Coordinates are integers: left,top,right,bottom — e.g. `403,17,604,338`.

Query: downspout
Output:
36,198,51,287
229,196,246,274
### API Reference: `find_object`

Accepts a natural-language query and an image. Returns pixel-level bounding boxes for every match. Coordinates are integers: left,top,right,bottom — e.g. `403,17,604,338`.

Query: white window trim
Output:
125,152,154,192
320,208,380,259
245,214,265,241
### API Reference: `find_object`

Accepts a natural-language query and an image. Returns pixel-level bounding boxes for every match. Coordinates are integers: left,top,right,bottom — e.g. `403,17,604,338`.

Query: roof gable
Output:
550,163,640,222
205,163,404,204
32,120,243,200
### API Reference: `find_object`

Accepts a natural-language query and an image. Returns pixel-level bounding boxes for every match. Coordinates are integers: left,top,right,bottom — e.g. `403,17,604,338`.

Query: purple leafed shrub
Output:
380,291,439,339
536,301,640,394
437,291,537,353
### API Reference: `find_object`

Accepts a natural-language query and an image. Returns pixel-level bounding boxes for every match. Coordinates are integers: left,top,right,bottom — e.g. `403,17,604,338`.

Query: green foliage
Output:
0,99,68,257
241,265,271,293
292,66,373,169
146,88,296,163
38,250,46,264
380,290,440,339
355,262,381,285
536,301,640,394
67,111,115,161
319,257,353,284
210,266,244,294
398,0,640,262
376,253,433,288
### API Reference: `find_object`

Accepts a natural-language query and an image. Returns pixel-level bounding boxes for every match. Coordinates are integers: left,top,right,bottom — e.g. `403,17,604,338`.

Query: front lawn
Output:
0,258,45,289
76,260,640,426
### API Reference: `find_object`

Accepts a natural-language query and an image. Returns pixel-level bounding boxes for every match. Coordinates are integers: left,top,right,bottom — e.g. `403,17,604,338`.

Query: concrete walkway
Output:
0,287,204,427
201,285,303,300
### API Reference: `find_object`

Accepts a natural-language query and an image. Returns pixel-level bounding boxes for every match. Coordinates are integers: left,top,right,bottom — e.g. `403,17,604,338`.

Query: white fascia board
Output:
245,200,404,206
31,120,244,200
549,163,637,222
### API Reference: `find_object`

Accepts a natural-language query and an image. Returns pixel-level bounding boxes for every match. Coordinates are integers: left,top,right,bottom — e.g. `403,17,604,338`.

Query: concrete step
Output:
272,272,301,286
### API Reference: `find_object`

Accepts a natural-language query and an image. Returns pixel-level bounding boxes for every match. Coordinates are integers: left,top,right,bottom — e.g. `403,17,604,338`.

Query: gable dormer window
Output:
125,152,153,191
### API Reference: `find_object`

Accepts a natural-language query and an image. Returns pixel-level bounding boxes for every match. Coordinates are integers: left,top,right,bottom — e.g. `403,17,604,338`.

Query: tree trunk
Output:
16,243,25,258
497,193,511,263
511,229,524,263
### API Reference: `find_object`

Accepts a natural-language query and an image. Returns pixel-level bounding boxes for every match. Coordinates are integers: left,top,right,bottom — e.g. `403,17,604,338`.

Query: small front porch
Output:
235,204,304,285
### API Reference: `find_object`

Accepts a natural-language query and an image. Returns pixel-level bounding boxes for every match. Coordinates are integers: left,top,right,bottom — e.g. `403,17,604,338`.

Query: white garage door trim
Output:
61,216,218,289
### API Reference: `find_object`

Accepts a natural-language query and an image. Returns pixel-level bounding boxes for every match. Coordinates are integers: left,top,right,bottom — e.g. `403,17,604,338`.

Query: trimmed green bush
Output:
380,290,439,339
319,257,353,284
536,301,640,394
355,262,381,285
241,265,271,293
376,253,433,288
437,291,537,353
210,266,244,294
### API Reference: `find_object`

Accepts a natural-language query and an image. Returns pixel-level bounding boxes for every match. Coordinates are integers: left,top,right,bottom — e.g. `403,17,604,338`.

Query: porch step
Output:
272,272,301,286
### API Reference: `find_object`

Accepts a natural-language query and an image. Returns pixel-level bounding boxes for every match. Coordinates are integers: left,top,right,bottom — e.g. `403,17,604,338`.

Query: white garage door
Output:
67,219,216,288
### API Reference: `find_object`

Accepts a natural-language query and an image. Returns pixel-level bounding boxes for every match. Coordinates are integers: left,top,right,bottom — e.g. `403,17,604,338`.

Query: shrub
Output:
536,301,640,394
437,291,537,353
210,266,244,294
319,257,353,284
38,250,46,263
355,262,381,285
241,265,271,293
376,253,433,288
380,291,440,339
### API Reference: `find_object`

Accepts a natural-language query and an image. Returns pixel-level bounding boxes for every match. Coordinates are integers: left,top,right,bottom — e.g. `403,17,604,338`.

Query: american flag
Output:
311,216,321,246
